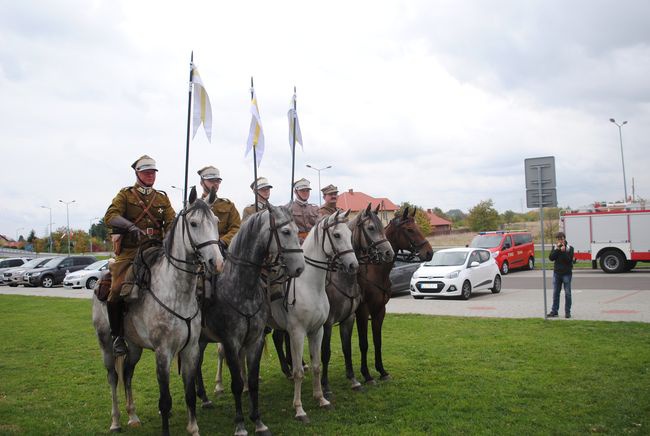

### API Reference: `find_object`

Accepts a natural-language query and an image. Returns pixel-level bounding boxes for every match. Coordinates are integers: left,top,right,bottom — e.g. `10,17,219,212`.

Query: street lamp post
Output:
305,164,332,206
40,205,53,252
609,118,629,203
89,217,99,254
59,199,76,255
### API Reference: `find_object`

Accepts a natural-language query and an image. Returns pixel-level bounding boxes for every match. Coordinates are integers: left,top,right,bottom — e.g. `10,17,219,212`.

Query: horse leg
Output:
180,344,200,436
371,306,390,380
239,350,249,393
222,341,247,435
308,326,331,409
272,329,292,378
214,342,226,396
289,331,308,422
154,350,174,436
340,316,362,391
355,303,375,384
320,323,333,400
246,338,271,435
101,349,121,432
124,347,143,427
196,339,214,408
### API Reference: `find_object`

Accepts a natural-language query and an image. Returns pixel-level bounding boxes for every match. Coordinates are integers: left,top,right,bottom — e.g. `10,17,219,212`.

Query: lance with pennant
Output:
251,77,259,212
182,51,194,208
289,86,297,203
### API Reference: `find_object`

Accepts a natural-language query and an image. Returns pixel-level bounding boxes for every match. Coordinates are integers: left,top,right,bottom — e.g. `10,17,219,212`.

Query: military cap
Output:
321,184,338,195
131,155,158,172
197,166,222,180
293,178,311,190
250,176,273,191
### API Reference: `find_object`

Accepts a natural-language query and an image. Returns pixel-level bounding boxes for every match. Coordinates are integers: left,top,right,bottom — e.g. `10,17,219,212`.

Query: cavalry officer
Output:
242,176,273,221
197,165,241,248
286,178,319,243
104,155,176,356
318,184,341,218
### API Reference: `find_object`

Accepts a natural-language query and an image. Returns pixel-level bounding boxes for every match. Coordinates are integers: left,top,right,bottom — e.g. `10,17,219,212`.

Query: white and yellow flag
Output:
288,91,303,150
245,88,265,166
191,63,212,142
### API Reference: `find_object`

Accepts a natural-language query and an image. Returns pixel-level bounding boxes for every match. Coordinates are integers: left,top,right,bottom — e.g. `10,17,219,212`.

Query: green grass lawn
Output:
1,295,649,435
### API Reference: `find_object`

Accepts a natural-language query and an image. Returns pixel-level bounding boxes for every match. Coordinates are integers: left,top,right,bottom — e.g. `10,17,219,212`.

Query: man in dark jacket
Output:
548,231,574,319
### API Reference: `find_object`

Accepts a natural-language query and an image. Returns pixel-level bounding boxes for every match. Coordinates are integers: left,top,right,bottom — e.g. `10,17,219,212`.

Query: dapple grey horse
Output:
92,187,223,435
321,204,394,398
198,205,305,436
268,210,359,423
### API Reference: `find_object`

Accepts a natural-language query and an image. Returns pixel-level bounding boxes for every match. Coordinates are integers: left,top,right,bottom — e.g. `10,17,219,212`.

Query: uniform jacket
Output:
203,195,241,247
286,200,319,233
242,201,269,221
318,204,341,219
104,185,176,250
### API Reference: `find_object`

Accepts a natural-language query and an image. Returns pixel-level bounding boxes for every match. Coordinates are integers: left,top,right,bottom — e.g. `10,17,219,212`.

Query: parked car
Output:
469,230,535,275
0,257,32,284
63,259,109,290
23,256,97,288
2,257,53,287
390,259,422,296
409,247,501,300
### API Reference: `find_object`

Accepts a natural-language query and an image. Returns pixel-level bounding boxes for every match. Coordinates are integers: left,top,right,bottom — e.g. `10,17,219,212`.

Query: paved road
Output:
2,269,649,323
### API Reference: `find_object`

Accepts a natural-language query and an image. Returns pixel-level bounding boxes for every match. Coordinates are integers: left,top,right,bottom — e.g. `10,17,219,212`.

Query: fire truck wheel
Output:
624,261,637,272
600,251,625,274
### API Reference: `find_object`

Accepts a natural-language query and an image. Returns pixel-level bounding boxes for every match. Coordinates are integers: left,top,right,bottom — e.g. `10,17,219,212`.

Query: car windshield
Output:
84,260,107,270
17,258,45,269
41,257,64,268
469,235,502,249
425,251,468,267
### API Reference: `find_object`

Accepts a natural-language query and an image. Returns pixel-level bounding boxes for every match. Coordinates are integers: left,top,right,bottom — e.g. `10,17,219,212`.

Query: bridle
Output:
353,213,389,265
390,217,428,263
305,214,355,272
164,206,220,275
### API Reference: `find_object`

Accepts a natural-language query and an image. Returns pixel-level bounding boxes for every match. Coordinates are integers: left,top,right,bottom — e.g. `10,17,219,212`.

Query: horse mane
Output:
228,209,267,256
163,198,215,256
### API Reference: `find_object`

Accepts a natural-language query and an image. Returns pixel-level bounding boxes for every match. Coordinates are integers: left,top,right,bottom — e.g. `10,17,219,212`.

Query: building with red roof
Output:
424,209,452,235
336,189,399,226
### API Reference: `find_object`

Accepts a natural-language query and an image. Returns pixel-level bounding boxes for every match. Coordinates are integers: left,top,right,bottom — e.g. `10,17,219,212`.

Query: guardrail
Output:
0,248,111,258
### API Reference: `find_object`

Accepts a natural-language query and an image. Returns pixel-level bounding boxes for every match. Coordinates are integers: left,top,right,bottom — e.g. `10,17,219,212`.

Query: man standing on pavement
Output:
548,231,574,319
318,184,341,218
242,176,273,221
286,178,319,243
197,165,240,249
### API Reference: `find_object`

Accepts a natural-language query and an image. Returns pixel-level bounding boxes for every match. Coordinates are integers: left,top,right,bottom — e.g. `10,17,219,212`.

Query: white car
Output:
2,257,53,287
63,260,109,290
410,247,502,300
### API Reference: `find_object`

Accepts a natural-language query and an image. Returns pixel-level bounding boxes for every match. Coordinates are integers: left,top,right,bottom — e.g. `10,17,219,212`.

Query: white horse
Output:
269,210,359,423
92,187,223,436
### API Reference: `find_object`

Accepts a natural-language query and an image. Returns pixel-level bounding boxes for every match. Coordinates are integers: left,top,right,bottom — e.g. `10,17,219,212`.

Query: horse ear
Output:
374,203,381,214
402,207,409,220
411,207,417,218
208,187,216,204
188,186,197,205
344,209,351,218
365,203,371,215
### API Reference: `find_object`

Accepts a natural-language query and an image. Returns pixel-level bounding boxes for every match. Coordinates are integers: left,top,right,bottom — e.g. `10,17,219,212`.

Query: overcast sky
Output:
2,0,649,239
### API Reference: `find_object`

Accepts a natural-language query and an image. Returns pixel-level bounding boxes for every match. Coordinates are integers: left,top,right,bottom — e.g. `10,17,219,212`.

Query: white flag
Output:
245,88,265,166
191,63,212,142
288,92,303,150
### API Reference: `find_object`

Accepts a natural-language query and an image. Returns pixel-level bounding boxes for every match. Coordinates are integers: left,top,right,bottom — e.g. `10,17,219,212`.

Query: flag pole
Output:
251,76,259,212
289,86,297,203
182,51,194,209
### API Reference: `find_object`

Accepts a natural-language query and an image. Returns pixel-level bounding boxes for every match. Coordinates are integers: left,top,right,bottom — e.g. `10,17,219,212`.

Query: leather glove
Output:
108,216,145,241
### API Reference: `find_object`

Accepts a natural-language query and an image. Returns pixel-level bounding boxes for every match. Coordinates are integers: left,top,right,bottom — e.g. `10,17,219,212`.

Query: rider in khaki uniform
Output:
242,176,273,221
197,166,241,248
104,155,176,355
286,178,319,242
318,184,341,218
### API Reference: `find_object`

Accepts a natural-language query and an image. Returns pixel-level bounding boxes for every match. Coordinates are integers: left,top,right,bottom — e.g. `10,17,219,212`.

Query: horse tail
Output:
115,355,126,396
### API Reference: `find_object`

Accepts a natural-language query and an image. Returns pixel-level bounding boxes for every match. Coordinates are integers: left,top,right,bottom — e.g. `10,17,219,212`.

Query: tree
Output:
501,210,516,226
467,199,500,231
27,230,36,243
397,202,431,235
90,219,108,241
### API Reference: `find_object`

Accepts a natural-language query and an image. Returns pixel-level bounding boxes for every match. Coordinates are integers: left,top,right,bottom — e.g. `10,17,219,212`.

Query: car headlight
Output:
32,272,41,277
492,251,499,258
445,270,460,279
412,270,420,279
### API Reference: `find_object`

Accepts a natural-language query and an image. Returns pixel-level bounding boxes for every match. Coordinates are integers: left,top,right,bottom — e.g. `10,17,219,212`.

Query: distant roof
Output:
425,209,452,226
337,189,399,212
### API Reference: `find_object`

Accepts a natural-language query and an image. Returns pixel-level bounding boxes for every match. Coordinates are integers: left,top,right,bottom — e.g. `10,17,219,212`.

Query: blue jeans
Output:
551,272,572,315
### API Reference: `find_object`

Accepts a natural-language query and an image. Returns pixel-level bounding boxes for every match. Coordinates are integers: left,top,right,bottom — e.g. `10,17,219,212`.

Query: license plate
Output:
420,283,439,289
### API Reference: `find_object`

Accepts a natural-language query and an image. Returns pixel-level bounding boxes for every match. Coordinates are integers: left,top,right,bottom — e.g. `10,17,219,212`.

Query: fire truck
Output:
560,203,650,273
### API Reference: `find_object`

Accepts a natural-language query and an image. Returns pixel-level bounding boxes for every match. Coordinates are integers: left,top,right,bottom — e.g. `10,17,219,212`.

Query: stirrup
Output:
112,336,127,356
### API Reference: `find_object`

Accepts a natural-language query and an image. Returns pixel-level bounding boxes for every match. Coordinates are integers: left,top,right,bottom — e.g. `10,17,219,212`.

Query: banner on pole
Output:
288,92,303,150
245,89,265,167
191,63,213,142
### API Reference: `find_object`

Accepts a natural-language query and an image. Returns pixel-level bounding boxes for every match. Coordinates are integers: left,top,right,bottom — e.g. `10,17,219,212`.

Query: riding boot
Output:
107,300,127,356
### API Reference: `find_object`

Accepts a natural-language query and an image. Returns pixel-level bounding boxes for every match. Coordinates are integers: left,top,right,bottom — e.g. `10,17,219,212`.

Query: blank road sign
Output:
526,188,557,208
524,156,556,190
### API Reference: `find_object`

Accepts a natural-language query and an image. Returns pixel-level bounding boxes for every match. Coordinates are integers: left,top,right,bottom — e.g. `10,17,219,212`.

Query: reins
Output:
389,217,428,263
304,215,355,272
353,213,389,265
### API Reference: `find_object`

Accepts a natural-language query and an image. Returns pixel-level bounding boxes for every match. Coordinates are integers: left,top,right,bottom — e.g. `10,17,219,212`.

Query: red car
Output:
469,231,535,274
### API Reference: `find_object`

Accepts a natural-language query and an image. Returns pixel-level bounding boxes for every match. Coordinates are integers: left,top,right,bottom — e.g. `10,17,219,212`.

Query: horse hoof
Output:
380,373,391,381
214,388,225,397
294,414,310,424
110,426,122,433
127,418,141,428
324,390,333,401
255,429,272,436
365,379,377,386
321,402,333,411
202,400,214,409
351,384,363,392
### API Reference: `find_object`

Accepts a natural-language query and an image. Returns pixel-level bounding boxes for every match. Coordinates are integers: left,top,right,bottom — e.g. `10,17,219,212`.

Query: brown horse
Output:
355,207,432,383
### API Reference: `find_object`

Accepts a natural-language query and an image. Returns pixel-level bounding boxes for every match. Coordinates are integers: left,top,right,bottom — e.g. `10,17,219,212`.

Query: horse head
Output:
180,186,224,275
266,205,305,278
320,210,359,274
385,207,433,261
351,203,394,264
